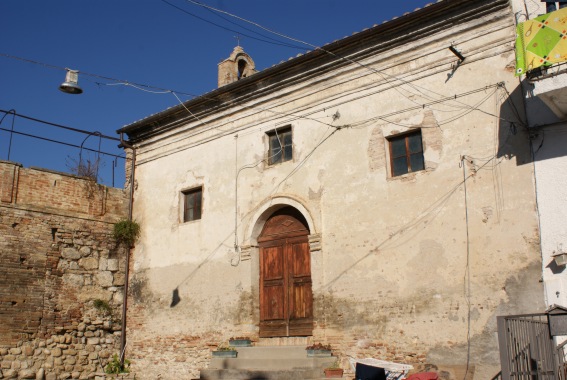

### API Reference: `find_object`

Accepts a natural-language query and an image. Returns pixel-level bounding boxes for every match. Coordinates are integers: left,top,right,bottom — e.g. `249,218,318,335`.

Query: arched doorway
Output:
258,207,313,337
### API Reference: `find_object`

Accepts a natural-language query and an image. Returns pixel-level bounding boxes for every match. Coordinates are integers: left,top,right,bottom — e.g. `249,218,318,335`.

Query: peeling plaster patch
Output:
429,262,544,368
368,127,386,172
129,272,151,305
425,161,438,171
315,293,389,334
308,186,322,200
421,111,441,148
408,239,447,286
227,290,255,325
470,307,481,321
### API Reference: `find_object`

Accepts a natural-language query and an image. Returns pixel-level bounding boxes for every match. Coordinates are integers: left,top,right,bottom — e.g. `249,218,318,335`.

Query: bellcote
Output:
218,46,258,87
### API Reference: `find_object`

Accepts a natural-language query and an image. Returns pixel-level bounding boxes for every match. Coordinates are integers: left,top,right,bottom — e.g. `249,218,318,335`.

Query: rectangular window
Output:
388,130,425,177
267,127,292,165
182,187,202,222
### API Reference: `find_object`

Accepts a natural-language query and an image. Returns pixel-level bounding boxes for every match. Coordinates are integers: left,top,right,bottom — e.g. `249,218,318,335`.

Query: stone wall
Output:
0,161,130,379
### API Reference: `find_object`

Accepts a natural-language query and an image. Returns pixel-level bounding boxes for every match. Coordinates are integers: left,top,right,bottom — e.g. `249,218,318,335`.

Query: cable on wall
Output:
460,155,472,380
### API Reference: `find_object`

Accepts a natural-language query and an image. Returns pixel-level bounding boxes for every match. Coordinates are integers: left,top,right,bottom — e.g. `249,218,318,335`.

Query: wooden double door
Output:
258,209,313,337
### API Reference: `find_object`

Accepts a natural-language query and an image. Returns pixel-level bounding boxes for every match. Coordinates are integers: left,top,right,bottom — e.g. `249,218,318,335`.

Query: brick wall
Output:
0,161,130,379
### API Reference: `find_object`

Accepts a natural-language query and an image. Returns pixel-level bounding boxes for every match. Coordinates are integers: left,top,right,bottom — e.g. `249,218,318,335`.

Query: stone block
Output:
65,356,76,365
8,348,21,355
97,272,113,287
35,368,44,380
98,258,108,271
98,350,110,359
0,362,11,370
113,274,125,286
80,246,91,256
0,349,7,355
71,372,80,379
2,369,17,379
18,369,35,379
23,347,33,356
59,373,71,379
51,348,62,357
86,338,99,345
45,373,56,380
62,248,81,260
63,274,84,287
107,259,119,272
80,257,98,270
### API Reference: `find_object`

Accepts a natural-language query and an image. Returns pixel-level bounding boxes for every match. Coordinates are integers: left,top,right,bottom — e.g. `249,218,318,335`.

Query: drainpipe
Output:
119,132,136,368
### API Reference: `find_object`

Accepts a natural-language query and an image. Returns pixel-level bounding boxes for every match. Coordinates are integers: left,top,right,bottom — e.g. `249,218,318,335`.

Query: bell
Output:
59,69,83,94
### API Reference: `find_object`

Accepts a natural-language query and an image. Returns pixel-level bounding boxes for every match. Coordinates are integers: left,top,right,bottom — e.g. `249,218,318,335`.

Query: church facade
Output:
118,1,544,378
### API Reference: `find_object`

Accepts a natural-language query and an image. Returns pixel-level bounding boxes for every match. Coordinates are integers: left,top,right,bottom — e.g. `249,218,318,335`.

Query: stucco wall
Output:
124,2,544,379
531,125,567,308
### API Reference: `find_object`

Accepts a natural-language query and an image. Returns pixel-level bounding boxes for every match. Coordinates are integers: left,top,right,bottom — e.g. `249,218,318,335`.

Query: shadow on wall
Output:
498,79,567,164
496,82,532,166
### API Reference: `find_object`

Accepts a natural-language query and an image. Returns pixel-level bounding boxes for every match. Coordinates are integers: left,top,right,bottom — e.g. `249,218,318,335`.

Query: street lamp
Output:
59,69,83,94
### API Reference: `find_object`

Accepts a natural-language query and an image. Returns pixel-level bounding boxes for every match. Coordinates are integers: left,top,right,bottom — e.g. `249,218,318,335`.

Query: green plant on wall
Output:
93,299,112,316
113,219,140,247
105,353,130,374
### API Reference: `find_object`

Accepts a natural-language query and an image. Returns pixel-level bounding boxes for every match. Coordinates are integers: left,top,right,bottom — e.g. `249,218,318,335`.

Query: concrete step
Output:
210,357,335,370
199,345,342,380
231,346,314,359
199,368,339,380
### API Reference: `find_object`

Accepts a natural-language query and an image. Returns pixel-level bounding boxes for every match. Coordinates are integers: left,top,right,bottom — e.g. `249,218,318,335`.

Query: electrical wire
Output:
182,0,508,113
0,53,199,98
160,0,307,51
133,82,520,167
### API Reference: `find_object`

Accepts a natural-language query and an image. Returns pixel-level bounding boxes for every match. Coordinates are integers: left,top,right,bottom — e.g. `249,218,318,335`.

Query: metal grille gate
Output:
497,313,566,379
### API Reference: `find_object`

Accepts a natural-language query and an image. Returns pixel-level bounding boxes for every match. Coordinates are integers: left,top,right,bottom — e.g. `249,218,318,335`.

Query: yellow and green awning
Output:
516,7,567,76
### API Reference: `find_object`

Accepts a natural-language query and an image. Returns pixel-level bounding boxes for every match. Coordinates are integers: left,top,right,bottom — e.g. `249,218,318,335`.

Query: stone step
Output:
199,368,340,380
232,345,314,359
199,345,342,380
210,357,335,370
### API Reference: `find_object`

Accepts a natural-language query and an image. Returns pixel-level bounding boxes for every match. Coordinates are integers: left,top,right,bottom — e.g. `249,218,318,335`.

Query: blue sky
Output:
1,0,433,187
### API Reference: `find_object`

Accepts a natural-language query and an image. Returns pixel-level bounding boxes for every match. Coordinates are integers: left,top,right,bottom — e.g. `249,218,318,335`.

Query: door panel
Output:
259,231,313,337
262,246,284,281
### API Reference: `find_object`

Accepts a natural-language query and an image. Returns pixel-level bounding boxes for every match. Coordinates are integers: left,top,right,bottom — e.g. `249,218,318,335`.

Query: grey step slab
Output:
210,357,335,370
234,346,312,359
199,368,330,380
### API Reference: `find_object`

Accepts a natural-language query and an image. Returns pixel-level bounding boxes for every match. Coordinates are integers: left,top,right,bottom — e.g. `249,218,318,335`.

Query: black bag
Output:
355,363,387,380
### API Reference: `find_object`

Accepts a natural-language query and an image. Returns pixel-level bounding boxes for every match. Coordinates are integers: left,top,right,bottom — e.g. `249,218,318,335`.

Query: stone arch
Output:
246,196,317,247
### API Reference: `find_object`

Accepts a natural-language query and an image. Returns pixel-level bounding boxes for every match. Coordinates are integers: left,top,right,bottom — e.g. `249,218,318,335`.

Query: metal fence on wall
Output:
497,313,566,380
